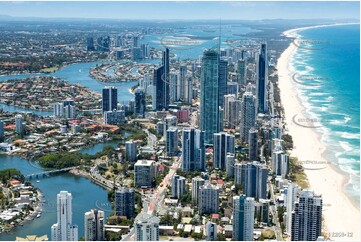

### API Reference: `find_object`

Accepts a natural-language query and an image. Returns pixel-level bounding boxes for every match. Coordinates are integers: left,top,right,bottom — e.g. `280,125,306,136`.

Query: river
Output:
0,61,135,240
0,141,119,240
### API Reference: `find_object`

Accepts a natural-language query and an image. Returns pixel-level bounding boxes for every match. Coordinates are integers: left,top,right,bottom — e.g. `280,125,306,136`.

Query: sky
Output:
0,1,359,20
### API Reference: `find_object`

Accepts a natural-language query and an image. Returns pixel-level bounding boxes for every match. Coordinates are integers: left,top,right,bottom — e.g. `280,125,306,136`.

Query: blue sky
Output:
0,1,359,20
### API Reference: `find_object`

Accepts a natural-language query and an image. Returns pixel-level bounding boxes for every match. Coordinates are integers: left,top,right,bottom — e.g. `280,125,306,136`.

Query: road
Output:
268,179,283,241
122,155,182,241
144,129,157,148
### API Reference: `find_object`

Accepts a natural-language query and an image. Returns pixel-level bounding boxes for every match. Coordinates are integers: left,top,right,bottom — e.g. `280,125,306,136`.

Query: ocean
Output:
290,24,360,205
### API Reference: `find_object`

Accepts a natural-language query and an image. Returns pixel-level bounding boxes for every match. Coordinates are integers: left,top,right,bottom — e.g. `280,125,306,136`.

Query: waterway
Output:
0,61,134,240
0,140,119,240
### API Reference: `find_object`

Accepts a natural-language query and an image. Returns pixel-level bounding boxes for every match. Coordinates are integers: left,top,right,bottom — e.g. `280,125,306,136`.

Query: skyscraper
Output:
182,128,206,171
134,213,160,241
84,209,105,241
54,102,64,117
291,190,322,241
285,182,301,235
226,153,235,178
0,120,4,141
257,43,268,113
51,191,78,241
166,127,178,156
248,128,258,161
135,88,146,118
115,187,135,218
218,58,228,108
213,132,235,170
240,85,256,143
134,160,155,188
199,182,219,215
15,114,23,135
125,140,137,162
235,162,268,200
224,94,241,129
86,37,95,51
153,49,170,111
206,221,218,241
191,177,205,204
200,49,220,144
237,59,247,86
272,150,289,178
171,175,186,199
179,64,187,101
102,86,118,113
233,194,255,241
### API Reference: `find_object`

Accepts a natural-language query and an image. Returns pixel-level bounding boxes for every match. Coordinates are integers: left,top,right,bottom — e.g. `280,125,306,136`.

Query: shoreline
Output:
278,23,360,241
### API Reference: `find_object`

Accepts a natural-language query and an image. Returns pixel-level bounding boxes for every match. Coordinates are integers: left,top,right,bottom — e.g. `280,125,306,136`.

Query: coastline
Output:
277,23,360,241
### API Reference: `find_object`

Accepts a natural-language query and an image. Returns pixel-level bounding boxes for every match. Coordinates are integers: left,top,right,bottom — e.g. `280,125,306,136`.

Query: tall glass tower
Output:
200,49,220,144
102,86,118,113
257,43,268,113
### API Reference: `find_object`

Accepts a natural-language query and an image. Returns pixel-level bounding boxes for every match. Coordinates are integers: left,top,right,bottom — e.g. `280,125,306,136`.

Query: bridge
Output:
25,166,80,180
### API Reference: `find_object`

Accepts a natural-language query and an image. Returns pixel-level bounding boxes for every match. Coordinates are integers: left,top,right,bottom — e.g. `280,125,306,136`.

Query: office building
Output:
171,175,186,199
257,199,270,224
179,64,187,101
134,213,160,241
169,72,179,103
86,37,95,51
84,209,104,241
248,128,258,161
104,110,125,125
0,120,4,140
272,150,289,178
102,86,118,113
191,177,205,204
54,102,64,117
240,85,256,143
182,128,206,171
51,191,78,241
15,114,23,135
132,47,142,60
134,160,155,188
257,43,268,113
199,182,219,215
115,187,135,218
224,94,240,129
232,194,255,241
135,88,146,118
234,162,268,200
166,127,178,156
153,48,170,111
218,58,228,108
227,82,238,96
285,182,301,235
125,140,137,162
291,190,322,241
237,59,247,86
226,153,235,178
200,49,220,144
213,132,235,170
63,102,76,119
206,221,217,241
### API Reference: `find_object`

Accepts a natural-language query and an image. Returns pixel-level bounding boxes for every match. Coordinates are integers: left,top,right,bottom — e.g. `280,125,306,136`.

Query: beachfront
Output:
277,24,360,241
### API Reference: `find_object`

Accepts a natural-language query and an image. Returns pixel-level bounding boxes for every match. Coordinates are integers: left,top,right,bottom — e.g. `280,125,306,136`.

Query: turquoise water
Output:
142,24,256,60
290,24,360,204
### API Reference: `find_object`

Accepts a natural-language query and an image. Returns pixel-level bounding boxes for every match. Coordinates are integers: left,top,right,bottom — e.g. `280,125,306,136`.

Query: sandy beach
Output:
277,23,360,241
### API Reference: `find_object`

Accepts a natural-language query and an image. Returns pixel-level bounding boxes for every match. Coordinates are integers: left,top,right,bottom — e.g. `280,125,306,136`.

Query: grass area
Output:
261,229,275,239
40,67,59,73
288,156,309,189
